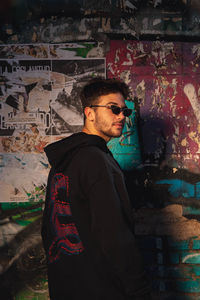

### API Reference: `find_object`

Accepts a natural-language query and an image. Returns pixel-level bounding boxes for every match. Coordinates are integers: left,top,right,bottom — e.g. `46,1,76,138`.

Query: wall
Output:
106,40,200,299
0,43,106,299
1,0,200,44
1,1,200,299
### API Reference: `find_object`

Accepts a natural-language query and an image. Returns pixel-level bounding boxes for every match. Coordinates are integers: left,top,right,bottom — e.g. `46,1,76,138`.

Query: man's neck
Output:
82,127,91,135
82,126,110,143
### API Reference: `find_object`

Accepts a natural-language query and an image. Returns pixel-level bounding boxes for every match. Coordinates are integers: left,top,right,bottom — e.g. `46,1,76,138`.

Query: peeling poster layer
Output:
107,40,200,173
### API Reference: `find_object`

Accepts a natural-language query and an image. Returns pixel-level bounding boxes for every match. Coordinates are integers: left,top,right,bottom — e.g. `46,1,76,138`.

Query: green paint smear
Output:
14,215,41,226
15,276,49,300
1,202,42,211
61,43,95,58
11,207,42,226
11,207,42,219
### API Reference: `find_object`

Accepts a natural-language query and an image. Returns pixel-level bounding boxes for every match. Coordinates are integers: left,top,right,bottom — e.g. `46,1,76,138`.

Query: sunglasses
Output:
89,105,132,117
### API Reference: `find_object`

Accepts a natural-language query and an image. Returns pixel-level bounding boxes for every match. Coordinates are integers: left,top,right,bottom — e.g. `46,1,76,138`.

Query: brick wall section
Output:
133,205,200,299
136,234,200,299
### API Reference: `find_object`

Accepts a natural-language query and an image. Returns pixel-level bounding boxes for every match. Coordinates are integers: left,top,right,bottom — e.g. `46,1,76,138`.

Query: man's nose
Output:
118,111,126,120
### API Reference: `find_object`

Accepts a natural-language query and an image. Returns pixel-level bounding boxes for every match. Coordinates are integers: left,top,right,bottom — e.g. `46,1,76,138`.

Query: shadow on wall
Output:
123,112,200,206
123,115,200,299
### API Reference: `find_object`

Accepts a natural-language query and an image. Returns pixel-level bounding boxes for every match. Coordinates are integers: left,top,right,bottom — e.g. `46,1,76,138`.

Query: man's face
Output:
92,92,126,142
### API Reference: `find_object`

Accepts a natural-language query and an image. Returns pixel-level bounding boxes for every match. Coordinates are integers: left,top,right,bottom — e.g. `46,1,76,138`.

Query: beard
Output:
94,114,124,140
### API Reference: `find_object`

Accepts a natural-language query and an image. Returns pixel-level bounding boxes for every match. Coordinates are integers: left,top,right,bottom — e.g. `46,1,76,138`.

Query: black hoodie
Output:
42,132,151,300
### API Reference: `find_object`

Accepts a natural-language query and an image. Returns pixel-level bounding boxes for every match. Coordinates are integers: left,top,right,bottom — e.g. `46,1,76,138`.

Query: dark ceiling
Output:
0,0,200,42
0,0,197,27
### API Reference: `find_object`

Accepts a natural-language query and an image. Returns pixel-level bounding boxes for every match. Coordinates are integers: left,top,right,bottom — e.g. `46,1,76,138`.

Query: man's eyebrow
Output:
106,101,118,105
106,101,127,107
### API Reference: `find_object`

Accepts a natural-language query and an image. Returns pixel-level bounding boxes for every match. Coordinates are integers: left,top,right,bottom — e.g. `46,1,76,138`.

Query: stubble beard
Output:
94,117,124,140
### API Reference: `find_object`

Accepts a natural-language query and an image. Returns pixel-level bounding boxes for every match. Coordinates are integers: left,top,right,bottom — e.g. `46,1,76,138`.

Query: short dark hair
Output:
80,77,130,108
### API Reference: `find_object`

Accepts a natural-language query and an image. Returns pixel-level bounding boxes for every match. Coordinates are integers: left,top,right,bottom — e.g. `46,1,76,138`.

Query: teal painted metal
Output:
108,100,141,170
192,239,200,250
168,238,190,250
139,236,200,298
152,279,166,292
157,252,164,264
174,279,200,293
182,252,200,264
166,295,200,300
189,265,200,276
183,207,200,215
169,252,180,264
158,265,200,279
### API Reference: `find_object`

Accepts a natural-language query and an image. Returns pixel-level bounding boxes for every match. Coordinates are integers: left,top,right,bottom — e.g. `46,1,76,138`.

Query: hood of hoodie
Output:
44,132,111,170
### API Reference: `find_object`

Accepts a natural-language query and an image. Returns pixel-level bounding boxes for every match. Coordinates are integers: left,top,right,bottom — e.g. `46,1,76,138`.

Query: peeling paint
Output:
181,138,187,147
102,17,111,32
184,83,200,122
119,70,131,84
122,52,133,65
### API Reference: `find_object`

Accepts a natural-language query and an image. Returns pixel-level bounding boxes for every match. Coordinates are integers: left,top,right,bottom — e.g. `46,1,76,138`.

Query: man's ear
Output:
84,107,95,122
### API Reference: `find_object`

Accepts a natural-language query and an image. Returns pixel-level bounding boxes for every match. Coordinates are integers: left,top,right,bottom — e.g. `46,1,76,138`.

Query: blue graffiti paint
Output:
40,160,49,168
107,100,141,170
14,155,26,166
156,179,200,199
183,206,200,215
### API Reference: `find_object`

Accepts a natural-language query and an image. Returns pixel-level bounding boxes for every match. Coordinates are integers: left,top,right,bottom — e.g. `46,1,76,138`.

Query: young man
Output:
41,78,151,299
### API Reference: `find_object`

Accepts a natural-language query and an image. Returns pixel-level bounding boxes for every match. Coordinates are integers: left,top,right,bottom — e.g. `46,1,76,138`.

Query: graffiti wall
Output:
0,43,105,299
2,40,200,299
107,41,200,170
106,42,200,299
0,43,105,203
107,40,200,211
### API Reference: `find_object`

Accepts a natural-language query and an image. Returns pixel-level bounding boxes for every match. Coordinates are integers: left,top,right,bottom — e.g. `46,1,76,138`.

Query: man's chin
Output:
112,130,123,137
104,129,123,139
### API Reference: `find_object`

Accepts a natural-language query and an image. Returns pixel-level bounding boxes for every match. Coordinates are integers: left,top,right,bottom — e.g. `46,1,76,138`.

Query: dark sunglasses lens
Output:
110,105,132,117
111,106,121,115
123,108,132,117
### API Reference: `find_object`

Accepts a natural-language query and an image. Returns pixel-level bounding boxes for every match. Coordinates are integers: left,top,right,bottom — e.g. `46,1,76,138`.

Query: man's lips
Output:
113,122,124,128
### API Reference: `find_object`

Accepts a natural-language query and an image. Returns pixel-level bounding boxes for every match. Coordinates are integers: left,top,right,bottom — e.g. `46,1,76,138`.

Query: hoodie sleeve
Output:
78,148,151,299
